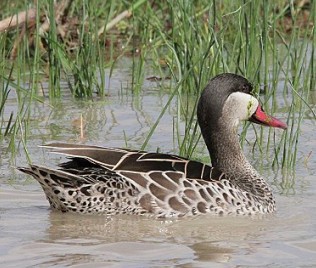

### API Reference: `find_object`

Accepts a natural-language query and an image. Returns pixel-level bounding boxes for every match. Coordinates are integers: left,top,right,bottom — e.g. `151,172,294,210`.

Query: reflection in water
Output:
40,211,272,266
190,242,232,263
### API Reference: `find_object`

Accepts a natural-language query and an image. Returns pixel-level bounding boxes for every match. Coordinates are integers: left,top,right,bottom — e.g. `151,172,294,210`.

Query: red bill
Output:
250,104,287,129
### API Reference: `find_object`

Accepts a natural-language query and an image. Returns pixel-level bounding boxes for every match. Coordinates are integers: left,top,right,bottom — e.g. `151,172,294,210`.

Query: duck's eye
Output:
241,84,251,93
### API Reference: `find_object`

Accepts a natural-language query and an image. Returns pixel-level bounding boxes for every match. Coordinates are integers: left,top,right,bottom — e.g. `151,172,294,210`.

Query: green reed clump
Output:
0,0,136,99
268,1,315,172
0,77,13,137
137,0,315,173
0,65,32,160
0,0,130,153
0,0,314,171
137,1,218,157
0,30,17,140
39,0,108,98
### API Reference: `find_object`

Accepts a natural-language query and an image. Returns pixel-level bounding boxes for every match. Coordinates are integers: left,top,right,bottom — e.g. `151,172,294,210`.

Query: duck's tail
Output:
17,165,92,213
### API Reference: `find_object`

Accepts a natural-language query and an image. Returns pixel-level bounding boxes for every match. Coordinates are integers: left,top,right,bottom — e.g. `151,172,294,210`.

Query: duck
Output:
18,73,287,217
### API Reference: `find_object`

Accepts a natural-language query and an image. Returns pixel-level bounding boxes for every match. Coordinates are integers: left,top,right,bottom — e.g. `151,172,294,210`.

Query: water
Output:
1,68,316,267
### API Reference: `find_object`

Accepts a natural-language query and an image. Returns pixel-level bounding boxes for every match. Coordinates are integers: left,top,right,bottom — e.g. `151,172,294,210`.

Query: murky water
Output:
1,67,316,267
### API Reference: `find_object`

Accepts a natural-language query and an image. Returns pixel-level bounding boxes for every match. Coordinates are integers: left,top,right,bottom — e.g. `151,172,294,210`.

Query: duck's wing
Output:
18,163,230,217
18,144,240,216
42,143,215,181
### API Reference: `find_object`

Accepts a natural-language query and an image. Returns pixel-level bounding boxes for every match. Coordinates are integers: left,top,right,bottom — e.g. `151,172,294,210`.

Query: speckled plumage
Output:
18,73,286,217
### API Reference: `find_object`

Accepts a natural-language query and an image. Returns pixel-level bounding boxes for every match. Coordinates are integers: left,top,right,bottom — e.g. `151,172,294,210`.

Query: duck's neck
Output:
204,123,274,201
207,125,249,175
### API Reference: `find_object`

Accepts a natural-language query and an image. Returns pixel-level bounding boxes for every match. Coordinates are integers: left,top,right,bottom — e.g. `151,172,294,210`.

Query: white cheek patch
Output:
222,92,259,125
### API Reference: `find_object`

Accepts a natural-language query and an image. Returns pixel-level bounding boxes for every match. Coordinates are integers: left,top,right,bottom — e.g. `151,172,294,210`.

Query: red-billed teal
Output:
18,73,287,217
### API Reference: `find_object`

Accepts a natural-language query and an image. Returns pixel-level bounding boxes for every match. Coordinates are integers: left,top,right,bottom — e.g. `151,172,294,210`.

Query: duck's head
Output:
197,73,287,133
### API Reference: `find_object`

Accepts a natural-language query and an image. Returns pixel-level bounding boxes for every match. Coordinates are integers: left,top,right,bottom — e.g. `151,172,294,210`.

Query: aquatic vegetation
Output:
0,0,315,174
